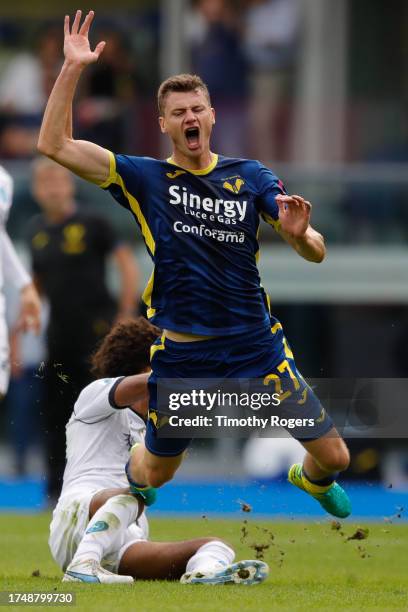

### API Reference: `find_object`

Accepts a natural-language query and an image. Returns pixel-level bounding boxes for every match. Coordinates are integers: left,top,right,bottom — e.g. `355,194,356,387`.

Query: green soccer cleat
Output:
128,483,157,507
288,463,351,518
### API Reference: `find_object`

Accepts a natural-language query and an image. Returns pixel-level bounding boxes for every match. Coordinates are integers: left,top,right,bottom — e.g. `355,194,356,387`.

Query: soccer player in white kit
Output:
0,165,41,397
49,317,269,585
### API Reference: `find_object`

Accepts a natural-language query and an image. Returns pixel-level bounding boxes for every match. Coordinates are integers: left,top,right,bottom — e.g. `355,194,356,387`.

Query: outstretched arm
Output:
37,10,110,185
275,194,326,263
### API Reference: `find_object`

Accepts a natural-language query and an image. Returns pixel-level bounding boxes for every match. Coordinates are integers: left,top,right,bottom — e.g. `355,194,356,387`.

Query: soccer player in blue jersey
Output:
38,10,351,518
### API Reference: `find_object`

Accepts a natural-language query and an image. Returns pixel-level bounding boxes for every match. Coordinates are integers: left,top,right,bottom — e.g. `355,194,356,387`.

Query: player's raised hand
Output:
275,194,312,239
63,10,105,67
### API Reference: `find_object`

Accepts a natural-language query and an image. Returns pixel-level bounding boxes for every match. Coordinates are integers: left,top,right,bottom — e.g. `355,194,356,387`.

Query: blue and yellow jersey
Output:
100,152,285,335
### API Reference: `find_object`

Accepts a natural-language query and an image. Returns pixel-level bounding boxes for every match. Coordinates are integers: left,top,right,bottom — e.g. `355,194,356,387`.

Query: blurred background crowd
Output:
1,0,408,504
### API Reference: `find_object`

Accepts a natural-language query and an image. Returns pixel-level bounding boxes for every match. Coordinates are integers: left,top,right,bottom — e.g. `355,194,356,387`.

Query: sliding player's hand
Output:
64,10,105,67
276,194,312,239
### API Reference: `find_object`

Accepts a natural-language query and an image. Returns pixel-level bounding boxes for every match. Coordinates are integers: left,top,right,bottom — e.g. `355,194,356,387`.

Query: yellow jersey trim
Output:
115,173,155,256
166,153,219,176
100,152,155,256
150,333,166,361
98,150,117,188
98,150,156,304
142,269,156,319
261,212,281,232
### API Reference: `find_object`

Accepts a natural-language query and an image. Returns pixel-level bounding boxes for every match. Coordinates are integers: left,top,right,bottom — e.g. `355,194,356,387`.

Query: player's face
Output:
32,166,75,214
159,89,215,158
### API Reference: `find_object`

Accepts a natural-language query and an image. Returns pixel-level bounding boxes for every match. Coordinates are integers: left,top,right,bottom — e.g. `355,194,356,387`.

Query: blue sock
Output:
302,468,339,486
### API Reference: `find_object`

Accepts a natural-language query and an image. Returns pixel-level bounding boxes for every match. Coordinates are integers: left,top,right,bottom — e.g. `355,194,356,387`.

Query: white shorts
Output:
49,489,149,573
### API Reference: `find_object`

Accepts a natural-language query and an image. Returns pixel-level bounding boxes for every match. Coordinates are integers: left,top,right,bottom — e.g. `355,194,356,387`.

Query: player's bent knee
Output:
321,446,350,473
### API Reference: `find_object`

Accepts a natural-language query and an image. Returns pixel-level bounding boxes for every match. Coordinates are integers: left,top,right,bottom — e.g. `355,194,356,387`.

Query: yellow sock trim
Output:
301,473,333,494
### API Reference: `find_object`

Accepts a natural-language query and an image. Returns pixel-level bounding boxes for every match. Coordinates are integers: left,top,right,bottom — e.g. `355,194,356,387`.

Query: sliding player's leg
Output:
62,488,143,583
119,538,269,586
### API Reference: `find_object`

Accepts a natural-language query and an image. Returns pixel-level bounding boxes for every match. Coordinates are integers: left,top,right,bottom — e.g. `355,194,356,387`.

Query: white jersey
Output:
0,165,30,293
60,377,146,500
0,165,13,227
0,165,13,292
0,166,30,395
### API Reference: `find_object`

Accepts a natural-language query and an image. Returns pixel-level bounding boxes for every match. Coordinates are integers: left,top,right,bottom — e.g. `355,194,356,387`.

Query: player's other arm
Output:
276,194,326,263
0,229,41,333
37,10,110,185
111,373,150,415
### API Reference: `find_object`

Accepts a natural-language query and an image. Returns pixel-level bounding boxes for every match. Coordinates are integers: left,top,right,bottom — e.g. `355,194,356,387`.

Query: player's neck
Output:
169,150,215,172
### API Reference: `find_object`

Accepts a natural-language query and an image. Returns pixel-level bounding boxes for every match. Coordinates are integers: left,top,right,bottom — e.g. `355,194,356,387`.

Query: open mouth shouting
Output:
184,126,200,150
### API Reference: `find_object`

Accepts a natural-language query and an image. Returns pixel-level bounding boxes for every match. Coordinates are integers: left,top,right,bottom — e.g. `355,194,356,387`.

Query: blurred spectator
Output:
187,0,249,156
0,26,63,159
244,0,300,162
342,107,408,243
5,289,48,477
75,28,138,151
26,158,140,501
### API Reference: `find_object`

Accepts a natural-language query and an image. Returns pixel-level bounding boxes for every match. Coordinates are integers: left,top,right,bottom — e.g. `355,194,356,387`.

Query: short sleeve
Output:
98,150,144,212
256,163,286,231
97,151,154,257
73,377,126,423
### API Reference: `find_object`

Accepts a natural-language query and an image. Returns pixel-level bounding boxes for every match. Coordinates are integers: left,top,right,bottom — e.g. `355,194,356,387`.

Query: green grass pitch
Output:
0,513,407,611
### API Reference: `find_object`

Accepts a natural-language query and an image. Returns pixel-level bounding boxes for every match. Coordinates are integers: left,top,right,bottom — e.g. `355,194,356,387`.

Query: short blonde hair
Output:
157,73,211,115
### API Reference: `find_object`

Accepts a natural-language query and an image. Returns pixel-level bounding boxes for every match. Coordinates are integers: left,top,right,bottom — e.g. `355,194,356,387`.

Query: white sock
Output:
186,541,235,574
71,494,140,566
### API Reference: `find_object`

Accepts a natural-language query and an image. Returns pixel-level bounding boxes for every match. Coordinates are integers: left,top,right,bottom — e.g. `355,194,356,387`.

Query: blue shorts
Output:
146,318,333,457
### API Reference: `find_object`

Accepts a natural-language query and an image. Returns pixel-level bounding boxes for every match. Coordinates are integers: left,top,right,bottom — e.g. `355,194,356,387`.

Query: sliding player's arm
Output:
275,194,326,263
37,10,110,185
112,374,150,415
74,373,150,423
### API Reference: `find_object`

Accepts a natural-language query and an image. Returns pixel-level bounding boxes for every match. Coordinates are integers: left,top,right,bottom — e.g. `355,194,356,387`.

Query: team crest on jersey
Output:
32,231,49,250
166,169,187,179
223,177,245,194
61,224,86,254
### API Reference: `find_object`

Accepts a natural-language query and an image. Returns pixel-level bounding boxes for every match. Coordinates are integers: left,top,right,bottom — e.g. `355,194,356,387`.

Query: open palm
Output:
64,10,105,66
276,195,312,239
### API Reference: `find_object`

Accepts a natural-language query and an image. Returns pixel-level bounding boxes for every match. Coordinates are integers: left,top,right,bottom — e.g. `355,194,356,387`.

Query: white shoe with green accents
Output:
62,559,134,584
180,560,269,586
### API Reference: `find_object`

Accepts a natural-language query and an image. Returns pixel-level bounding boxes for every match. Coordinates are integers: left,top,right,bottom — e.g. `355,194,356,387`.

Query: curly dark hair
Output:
90,317,161,379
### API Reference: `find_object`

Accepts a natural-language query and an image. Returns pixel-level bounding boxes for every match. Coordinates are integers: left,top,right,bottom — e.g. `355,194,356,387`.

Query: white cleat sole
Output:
180,560,269,586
